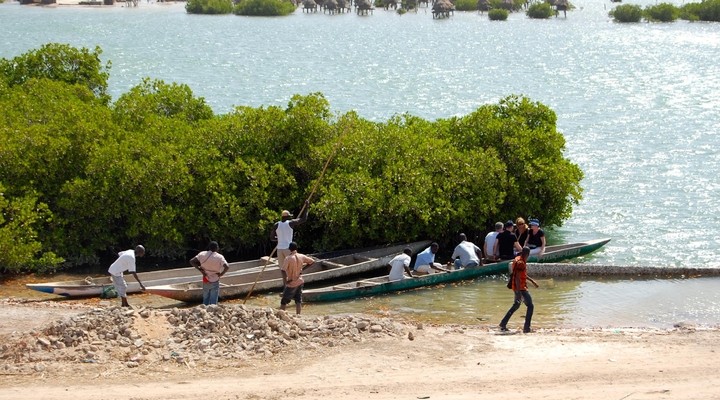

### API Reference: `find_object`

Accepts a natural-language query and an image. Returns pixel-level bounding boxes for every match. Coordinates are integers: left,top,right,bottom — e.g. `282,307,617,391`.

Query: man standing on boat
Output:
189,241,230,306
270,200,310,267
280,241,315,315
451,233,483,269
412,242,450,275
499,247,539,333
388,247,415,281
108,245,146,308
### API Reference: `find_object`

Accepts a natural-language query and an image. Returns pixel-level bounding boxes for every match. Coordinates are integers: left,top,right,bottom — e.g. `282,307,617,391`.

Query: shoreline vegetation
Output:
1,43,583,274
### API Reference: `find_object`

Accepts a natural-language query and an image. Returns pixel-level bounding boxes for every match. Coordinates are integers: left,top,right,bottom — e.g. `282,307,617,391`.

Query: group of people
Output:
387,217,546,333
106,205,543,331
107,201,311,309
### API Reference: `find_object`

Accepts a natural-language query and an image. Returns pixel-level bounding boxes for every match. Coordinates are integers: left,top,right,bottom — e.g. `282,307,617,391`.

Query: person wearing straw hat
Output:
270,200,310,267
107,245,146,308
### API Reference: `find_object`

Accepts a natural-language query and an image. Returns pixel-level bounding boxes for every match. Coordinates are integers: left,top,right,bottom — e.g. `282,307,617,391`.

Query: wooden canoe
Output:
145,240,432,303
25,257,279,298
302,238,611,302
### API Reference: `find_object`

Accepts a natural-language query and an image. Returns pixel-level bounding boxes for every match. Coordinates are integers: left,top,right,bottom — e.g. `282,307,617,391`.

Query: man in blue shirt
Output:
412,242,450,275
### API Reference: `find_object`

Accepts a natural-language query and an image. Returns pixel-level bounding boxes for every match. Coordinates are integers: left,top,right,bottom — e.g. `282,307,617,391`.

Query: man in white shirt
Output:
388,248,414,281
270,200,309,266
451,233,483,269
483,222,503,261
107,245,146,307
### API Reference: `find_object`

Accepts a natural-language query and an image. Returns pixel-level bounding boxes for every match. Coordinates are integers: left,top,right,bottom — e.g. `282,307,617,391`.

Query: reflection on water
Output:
254,276,720,329
3,273,719,329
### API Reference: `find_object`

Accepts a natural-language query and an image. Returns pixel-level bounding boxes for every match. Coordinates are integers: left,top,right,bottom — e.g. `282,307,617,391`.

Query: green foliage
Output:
0,44,584,272
680,0,720,21
609,4,643,22
644,2,679,22
0,43,110,103
186,0,234,14
488,8,509,19
527,2,553,18
0,185,63,273
455,0,478,11
233,0,296,16
401,0,417,10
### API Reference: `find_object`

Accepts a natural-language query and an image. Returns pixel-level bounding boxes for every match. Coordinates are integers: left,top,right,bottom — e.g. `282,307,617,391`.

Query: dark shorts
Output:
281,284,303,305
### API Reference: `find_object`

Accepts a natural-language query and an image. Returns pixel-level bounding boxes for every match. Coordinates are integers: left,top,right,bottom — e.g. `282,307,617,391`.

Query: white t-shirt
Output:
483,231,499,257
451,241,481,266
276,221,294,249
388,253,411,281
108,250,136,276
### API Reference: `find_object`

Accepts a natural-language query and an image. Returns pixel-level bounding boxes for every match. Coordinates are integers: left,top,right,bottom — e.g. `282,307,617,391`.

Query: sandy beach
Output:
1,297,718,400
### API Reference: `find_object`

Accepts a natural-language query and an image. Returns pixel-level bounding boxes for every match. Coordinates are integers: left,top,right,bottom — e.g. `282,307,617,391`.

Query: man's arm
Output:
219,262,229,278
404,264,415,278
189,256,207,277
527,276,539,288
289,200,310,228
130,271,146,290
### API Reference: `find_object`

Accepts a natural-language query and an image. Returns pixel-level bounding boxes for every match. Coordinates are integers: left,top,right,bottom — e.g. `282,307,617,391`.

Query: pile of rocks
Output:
1,305,404,369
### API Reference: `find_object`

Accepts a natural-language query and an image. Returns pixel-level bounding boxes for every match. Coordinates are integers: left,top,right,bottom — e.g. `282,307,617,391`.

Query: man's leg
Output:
202,283,211,306
209,281,220,305
499,291,522,329
521,291,534,332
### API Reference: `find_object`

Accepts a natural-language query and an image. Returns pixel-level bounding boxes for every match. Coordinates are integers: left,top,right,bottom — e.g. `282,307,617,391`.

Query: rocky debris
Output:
0,305,404,372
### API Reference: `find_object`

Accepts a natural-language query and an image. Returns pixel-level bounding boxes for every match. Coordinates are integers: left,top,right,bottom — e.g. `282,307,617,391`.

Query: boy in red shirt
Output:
499,247,539,333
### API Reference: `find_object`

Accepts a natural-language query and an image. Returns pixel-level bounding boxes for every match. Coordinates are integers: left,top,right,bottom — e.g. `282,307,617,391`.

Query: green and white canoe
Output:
302,238,611,302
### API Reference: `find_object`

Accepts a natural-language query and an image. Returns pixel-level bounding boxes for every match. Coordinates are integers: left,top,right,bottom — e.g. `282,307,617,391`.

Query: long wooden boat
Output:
145,240,432,303
302,238,611,302
25,257,280,298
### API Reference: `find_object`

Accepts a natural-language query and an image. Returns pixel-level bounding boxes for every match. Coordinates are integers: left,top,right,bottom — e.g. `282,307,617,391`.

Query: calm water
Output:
1,0,719,327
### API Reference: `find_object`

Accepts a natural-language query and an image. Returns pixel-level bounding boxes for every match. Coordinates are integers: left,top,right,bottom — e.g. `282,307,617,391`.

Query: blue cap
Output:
529,219,540,227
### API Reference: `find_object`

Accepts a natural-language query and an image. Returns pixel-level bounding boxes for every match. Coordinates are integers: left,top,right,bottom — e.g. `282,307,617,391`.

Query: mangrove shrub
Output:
0,44,583,272
527,2,553,18
488,8,509,20
234,0,296,16
644,2,679,22
609,4,643,22
186,0,234,14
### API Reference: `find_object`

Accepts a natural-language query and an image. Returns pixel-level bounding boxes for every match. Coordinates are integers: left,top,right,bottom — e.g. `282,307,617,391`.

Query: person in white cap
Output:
107,245,146,307
270,200,309,266
526,219,546,256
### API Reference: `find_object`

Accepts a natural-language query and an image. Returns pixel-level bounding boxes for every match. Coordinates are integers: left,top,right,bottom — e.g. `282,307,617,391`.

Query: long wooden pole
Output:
242,120,352,303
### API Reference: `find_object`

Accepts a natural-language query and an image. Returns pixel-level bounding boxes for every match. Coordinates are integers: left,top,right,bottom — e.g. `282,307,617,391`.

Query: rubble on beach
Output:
0,304,405,374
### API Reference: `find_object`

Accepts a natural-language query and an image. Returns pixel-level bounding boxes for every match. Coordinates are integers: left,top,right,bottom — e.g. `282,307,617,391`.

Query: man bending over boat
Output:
451,233,483,269
280,242,315,315
412,243,450,275
388,248,415,281
108,245,146,308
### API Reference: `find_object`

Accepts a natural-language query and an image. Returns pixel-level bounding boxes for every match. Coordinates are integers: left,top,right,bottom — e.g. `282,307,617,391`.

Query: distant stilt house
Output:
383,0,398,10
336,0,350,12
355,0,374,15
303,0,318,12
432,0,454,18
324,0,338,13
477,0,489,13
552,0,568,17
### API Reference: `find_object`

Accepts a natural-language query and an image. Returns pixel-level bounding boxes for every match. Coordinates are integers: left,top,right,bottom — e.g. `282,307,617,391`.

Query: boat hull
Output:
25,257,278,298
145,241,432,303
303,238,611,302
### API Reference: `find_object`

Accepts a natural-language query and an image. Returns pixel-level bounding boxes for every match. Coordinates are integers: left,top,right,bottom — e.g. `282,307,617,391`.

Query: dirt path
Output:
0,299,717,400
